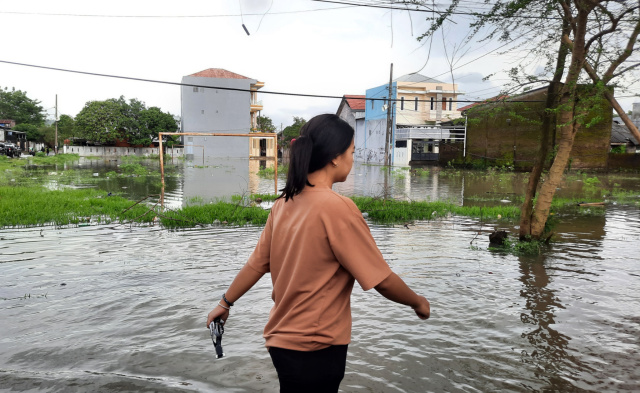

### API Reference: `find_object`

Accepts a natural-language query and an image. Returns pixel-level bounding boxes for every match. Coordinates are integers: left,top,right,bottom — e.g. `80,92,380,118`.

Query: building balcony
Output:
250,100,263,112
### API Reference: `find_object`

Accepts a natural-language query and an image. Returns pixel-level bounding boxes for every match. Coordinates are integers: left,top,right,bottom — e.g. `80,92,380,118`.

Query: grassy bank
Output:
352,197,520,223
0,186,154,227
1,186,633,229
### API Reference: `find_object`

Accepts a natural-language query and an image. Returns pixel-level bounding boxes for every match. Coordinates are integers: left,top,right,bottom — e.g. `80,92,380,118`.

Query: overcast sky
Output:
1,0,637,129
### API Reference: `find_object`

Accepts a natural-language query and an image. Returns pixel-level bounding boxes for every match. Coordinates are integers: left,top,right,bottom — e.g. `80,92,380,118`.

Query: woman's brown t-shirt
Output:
246,187,392,351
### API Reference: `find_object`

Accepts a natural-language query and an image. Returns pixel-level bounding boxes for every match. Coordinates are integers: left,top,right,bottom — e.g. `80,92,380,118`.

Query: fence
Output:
62,145,184,157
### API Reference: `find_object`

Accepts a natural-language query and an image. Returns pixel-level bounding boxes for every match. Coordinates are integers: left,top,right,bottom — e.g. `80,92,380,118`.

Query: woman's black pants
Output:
269,345,348,393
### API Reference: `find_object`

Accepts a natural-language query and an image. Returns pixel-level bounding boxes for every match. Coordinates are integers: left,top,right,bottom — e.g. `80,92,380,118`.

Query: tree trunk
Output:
603,89,640,143
519,22,570,240
529,4,592,239
519,83,560,240
530,101,578,238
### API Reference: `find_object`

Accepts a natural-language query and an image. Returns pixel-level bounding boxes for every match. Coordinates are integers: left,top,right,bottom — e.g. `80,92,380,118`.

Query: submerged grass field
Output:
0,186,154,227
1,155,638,229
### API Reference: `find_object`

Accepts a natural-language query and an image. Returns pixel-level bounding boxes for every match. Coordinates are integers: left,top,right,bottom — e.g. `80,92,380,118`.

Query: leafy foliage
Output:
256,115,276,133
75,96,178,145
281,116,306,144
13,123,41,142
0,87,45,126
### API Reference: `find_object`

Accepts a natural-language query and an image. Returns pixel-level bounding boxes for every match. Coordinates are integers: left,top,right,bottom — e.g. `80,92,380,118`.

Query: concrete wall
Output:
363,83,397,164
63,145,184,157
465,86,612,170
607,152,640,169
438,142,465,165
181,76,254,158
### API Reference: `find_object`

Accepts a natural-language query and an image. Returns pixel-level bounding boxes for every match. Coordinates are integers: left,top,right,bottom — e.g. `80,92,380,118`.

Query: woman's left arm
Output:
206,264,265,327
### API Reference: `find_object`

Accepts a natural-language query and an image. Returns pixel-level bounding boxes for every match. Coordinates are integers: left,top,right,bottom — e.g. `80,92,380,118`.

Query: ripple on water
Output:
1,208,640,392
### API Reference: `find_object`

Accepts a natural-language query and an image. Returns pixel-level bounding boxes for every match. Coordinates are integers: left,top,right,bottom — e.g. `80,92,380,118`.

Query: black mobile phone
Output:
209,317,225,359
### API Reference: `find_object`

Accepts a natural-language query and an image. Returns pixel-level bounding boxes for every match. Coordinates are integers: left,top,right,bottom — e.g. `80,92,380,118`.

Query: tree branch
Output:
603,18,640,82
611,61,640,79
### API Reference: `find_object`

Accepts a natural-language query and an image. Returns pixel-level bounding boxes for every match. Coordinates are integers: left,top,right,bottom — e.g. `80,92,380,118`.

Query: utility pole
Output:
384,63,393,167
54,94,58,155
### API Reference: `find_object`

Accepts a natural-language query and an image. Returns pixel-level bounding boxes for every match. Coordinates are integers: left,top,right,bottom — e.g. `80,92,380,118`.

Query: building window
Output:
449,98,453,111
430,97,434,110
395,140,407,148
193,87,198,93
201,110,205,114
400,97,404,110
371,99,374,109
442,98,447,110
415,97,419,111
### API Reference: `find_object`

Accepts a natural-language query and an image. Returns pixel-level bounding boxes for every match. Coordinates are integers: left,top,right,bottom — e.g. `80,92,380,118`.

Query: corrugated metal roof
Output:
611,122,639,145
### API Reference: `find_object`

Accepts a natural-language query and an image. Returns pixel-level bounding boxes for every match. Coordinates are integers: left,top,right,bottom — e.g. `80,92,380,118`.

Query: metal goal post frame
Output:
158,132,279,195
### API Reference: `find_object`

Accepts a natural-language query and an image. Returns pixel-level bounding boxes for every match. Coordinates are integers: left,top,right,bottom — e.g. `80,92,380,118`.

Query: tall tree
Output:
416,0,640,239
57,114,76,144
75,100,123,144
138,106,178,146
0,87,45,125
281,116,307,144
74,97,178,145
257,115,276,133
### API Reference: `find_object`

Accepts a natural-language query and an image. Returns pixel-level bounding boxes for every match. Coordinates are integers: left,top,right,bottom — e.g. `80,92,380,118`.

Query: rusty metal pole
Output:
273,135,278,195
159,133,165,186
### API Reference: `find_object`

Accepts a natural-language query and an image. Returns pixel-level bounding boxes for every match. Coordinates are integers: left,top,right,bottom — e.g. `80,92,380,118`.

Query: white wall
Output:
181,76,254,159
63,145,184,157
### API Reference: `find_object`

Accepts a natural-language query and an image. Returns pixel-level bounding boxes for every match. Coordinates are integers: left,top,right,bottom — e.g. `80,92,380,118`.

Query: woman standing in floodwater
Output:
206,114,430,393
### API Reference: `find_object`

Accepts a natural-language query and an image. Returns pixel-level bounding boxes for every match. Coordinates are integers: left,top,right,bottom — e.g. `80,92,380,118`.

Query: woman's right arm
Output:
374,272,430,320
206,264,265,327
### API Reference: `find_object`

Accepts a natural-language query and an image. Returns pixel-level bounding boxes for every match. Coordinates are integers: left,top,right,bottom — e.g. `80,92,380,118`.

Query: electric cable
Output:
0,59,546,103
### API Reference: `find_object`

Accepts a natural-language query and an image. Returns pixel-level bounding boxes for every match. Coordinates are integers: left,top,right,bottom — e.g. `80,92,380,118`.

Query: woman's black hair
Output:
278,114,354,201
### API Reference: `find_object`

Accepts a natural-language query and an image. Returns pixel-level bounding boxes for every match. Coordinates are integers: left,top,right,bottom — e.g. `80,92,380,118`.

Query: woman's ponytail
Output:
280,136,313,201
278,114,354,201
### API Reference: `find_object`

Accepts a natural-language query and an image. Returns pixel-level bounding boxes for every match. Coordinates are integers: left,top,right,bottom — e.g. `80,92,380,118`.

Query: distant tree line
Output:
0,88,179,147
1,87,307,149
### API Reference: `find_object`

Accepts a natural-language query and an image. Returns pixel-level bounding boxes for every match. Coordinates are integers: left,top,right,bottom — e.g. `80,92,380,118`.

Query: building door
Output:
259,139,267,156
411,140,439,161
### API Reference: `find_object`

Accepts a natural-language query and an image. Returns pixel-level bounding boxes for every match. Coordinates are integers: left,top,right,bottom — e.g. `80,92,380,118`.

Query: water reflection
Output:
516,213,613,391
518,253,590,390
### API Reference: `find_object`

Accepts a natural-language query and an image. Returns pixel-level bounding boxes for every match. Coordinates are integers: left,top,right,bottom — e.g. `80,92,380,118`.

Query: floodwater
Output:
1,158,640,392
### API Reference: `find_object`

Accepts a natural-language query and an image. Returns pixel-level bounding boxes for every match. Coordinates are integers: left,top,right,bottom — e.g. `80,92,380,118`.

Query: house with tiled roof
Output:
362,73,465,165
337,95,366,149
180,68,265,158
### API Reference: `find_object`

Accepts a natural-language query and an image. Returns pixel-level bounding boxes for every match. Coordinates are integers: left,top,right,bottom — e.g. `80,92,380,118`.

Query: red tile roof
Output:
189,68,251,79
344,95,366,110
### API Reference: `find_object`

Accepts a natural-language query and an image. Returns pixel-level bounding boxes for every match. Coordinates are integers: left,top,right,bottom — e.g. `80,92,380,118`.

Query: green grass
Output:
413,168,430,177
0,186,154,227
488,237,548,256
351,196,521,224
257,164,288,178
160,202,270,228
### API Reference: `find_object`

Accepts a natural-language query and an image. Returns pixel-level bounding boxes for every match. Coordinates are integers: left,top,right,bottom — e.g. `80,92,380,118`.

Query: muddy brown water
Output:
1,159,639,392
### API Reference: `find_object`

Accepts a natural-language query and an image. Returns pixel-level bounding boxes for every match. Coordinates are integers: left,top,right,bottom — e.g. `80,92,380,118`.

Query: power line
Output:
311,0,563,20
0,59,545,103
312,0,637,22
0,5,359,18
